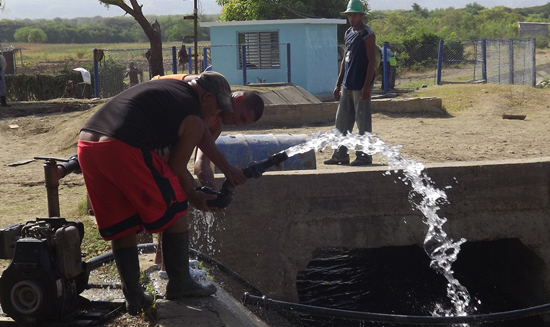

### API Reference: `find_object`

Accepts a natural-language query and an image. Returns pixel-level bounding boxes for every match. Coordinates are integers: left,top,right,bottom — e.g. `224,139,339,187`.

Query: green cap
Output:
341,0,366,15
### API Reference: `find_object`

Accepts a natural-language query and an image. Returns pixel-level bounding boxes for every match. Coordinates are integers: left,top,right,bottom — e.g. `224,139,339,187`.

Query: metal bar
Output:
481,38,487,82
242,45,247,85
286,43,291,83
171,46,177,74
436,39,443,85
383,42,388,93
93,49,99,98
42,159,60,217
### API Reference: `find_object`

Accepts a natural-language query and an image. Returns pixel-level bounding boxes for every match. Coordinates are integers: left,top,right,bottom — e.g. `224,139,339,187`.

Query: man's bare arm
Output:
194,120,223,188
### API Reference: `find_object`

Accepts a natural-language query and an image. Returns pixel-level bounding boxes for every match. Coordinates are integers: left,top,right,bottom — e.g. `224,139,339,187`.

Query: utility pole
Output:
183,0,199,74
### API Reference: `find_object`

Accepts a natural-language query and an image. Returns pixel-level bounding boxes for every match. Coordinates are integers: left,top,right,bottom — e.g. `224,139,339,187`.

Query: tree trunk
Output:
146,20,165,77
109,1,165,77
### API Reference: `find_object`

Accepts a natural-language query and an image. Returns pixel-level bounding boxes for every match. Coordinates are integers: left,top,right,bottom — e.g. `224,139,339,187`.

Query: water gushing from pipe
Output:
285,129,471,318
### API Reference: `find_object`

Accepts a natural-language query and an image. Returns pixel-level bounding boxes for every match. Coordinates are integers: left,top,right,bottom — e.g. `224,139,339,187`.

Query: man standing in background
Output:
324,0,376,166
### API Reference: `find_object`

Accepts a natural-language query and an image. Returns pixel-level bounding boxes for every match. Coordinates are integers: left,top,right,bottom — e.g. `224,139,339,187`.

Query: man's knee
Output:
164,215,188,234
111,232,138,250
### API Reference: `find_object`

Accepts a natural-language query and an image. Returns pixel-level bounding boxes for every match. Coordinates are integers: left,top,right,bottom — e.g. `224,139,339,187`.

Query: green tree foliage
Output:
217,0,349,21
372,3,550,45
14,26,47,43
13,27,32,42
517,2,550,19
402,32,440,69
411,3,428,18
464,2,485,15
27,28,48,43
0,16,215,44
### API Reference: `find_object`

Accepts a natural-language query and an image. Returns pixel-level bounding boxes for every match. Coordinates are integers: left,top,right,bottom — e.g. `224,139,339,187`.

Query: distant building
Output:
518,22,550,46
1,46,24,75
201,19,346,96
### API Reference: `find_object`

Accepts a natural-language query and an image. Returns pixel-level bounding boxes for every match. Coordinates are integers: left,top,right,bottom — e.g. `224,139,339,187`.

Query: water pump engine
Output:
0,218,87,325
0,155,89,325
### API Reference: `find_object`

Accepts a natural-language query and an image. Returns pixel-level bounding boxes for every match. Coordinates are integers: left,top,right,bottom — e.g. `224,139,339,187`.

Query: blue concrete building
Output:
201,19,346,96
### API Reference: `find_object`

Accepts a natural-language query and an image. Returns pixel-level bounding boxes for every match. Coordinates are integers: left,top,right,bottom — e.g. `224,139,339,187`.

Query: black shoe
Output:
350,157,372,166
323,157,350,165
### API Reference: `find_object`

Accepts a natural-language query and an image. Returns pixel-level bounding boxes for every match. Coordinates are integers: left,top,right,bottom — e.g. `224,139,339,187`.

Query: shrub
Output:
5,72,94,101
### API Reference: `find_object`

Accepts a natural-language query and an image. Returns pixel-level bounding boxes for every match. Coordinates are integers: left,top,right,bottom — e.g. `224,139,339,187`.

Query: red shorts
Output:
77,139,188,240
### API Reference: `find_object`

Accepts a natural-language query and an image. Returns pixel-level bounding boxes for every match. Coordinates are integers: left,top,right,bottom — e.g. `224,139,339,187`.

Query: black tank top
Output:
82,79,202,150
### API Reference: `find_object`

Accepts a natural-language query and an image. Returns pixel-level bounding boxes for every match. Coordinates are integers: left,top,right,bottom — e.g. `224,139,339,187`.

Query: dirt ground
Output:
1,87,550,227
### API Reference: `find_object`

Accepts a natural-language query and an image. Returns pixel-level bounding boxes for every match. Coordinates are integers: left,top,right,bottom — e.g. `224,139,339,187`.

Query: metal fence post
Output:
188,47,193,74
286,43,291,83
508,40,514,85
382,42,388,93
171,46,177,74
242,45,247,85
483,39,487,82
203,47,209,71
531,38,536,88
436,40,444,85
93,49,99,98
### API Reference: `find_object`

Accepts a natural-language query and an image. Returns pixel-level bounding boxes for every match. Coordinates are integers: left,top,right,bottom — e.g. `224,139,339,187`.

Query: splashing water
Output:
191,209,221,253
286,129,471,318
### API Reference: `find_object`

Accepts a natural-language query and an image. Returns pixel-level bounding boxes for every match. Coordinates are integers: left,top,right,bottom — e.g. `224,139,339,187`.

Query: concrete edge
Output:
252,97,444,127
212,284,271,327
228,157,550,177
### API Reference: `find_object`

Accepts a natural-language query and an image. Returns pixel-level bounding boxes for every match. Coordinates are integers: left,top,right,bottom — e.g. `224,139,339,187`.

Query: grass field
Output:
12,41,210,67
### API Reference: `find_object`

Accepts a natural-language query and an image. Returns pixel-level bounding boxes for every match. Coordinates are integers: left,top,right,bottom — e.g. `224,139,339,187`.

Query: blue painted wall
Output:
203,19,345,95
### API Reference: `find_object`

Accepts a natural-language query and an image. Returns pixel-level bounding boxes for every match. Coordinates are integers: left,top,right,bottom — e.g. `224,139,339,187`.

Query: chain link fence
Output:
94,47,183,98
437,39,536,87
374,39,536,92
358,42,441,93
93,39,535,98
376,42,440,92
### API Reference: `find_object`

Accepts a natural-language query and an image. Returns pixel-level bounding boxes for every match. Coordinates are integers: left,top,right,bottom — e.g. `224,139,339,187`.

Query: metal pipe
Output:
42,159,60,217
436,39,443,85
93,49,100,98
193,0,198,74
171,46,177,74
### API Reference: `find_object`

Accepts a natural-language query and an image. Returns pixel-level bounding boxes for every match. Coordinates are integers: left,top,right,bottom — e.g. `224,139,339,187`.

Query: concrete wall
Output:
519,22,550,39
190,158,550,303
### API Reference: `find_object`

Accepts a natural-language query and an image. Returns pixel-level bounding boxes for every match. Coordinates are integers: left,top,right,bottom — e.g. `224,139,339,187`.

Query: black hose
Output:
242,293,550,325
85,243,157,271
84,243,261,295
84,242,550,325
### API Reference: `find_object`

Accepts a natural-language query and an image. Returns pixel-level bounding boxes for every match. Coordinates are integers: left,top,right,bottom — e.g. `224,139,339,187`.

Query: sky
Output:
0,0,546,20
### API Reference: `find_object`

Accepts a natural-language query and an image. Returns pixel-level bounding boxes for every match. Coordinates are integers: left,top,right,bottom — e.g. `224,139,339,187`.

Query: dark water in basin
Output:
296,240,545,327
